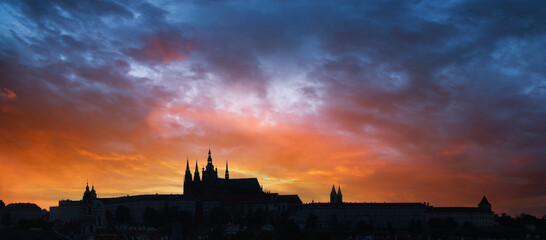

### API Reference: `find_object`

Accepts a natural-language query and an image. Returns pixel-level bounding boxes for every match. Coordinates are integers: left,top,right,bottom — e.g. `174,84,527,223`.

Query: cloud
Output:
0,0,545,217
126,30,194,64
0,88,16,99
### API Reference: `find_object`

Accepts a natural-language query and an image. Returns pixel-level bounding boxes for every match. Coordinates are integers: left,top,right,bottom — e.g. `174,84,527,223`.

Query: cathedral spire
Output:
225,160,229,180
194,160,200,181
184,158,193,195
207,148,212,164
330,185,337,203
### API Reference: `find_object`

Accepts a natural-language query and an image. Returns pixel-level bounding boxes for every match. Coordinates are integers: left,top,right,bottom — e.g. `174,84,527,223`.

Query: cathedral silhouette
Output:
183,149,263,198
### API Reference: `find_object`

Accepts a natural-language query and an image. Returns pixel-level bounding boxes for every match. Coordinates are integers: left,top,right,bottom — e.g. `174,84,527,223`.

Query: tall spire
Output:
184,158,193,195
330,185,337,203
337,186,343,203
207,148,212,163
225,160,229,180
194,160,200,181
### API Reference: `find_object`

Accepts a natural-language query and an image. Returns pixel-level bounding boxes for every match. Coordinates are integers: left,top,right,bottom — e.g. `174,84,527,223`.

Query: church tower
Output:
202,148,218,186
184,158,193,195
90,184,97,199
330,185,337,203
83,181,95,201
337,186,342,203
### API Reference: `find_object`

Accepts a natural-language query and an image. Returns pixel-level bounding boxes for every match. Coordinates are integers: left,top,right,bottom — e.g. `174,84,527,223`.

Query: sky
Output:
0,0,545,217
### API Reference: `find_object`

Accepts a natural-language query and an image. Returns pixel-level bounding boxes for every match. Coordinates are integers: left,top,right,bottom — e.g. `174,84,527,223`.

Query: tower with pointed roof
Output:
329,185,343,203
83,181,92,201
90,184,97,199
194,161,200,181
184,158,193,195
83,181,98,202
330,185,337,203
202,148,218,186
478,195,491,211
225,160,229,180
78,182,106,234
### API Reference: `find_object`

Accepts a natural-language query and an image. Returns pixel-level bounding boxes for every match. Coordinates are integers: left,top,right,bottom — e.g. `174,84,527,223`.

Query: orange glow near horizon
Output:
1,89,542,217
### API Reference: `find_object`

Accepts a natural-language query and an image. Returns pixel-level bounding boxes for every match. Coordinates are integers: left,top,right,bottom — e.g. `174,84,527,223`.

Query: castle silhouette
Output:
48,148,495,238
183,149,263,198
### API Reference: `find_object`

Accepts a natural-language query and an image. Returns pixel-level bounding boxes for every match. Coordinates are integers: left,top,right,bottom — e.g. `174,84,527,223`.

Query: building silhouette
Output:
49,182,106,236
183,149,263,198
427,195,493,227
329,185,342,204
297,186,495,229
49,149,499,237
51,149,301,229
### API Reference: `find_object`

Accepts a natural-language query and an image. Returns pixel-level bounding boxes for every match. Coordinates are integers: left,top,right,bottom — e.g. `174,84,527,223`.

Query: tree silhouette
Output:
114,205,131,224
15,218,51,230
1,212,11,226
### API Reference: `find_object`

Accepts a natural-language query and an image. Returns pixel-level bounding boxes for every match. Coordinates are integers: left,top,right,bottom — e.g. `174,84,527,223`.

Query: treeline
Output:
300,213,546,239
0,200,51,230
106,203,302,240
493,213,546,238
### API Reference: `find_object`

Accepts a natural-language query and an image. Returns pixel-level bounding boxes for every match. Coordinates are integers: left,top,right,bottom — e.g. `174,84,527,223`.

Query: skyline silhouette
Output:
0,147,541,218
0,149,524,219
5,164,529,239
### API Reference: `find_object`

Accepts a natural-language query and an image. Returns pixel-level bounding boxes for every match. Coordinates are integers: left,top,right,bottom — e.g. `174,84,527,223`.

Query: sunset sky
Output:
1,0,546,217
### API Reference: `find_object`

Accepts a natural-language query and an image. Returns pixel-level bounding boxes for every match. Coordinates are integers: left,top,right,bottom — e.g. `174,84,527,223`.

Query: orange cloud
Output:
0,88,16,99
128,31,194,64
509,155,534,166
145,38,191,63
